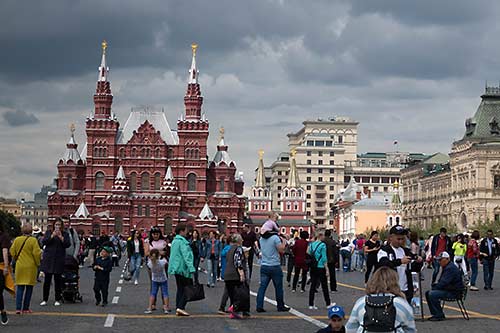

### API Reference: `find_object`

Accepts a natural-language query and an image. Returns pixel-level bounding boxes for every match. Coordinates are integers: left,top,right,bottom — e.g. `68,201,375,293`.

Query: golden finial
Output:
191,43,198,57
102,40,108,54
394,181,399,188
219,126,225,140
258,149,264,159
69,123,75,134
290,148,297,158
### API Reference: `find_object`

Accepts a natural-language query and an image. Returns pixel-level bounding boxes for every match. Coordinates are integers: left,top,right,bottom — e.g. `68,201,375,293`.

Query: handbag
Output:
233,282,250,312
12,236,30,273
183,281,205,302
123,259,132,281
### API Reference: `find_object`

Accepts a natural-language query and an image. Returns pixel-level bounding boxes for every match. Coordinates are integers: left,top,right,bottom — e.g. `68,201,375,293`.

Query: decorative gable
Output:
128,121,166,145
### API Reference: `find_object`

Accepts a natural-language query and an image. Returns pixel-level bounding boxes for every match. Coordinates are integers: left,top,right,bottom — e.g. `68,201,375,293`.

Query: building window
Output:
67,175,73,190
330,152,335,157
167,148,174,159
362,177,370,183
315,141,325,147
278,171,282,176
494,175,500,190
96,198,103,206
277,178,282,183
382,177,390,183
330,185,334,191
95,172,105,190
145,205,151,217
130,172,137,191
187,173,197,191
294,203,299,210
344,176,351,183
164,216,173,234
307,151,311,156
338,136,343,144
92,224,100,236
318,151,323,157
219,178,225,191
115,216,123,233
138,204,143,216
372,177,380,183
307,168,312,173
306,203,311,208
329,160,335,165
374,186,379,192
329,194,334,199
396,216,400,225
307,160,311,165
119,148,125,158
306,185,311,190
318,160,323,165
495,214,500,222
141,173,150,190
318,177,323,182
318,168,323,174
154,172,161,190
306,177,311,182
131,148,137,157
325,141,332,147
307,140,314,146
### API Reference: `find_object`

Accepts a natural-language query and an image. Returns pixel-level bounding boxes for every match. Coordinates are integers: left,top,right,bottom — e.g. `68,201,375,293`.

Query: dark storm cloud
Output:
3,109,40,127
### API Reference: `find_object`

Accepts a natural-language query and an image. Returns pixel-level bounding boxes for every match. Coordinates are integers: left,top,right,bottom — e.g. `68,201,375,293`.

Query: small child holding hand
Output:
93,247,113,306
145,249,171,314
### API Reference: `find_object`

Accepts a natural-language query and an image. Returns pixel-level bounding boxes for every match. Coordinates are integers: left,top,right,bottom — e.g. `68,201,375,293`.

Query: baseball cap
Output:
328,305,345,319
102,246,113,254
436,251,450,260
389,225,408,235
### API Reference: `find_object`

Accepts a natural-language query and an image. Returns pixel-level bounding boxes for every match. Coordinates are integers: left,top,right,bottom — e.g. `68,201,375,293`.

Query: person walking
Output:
339,239,354,272
241,224,259,280
308,231,333,310
291,231,309,293
218,241,232,314
345,266,416,332
324,229,338,292
202,231,221,288
93,247,113,306
353,234,366,272
451,234,468,278
168,223,196,316
285,233,296,288
9,224,42,314
40,218,70,306
145,249,171,314
127,230,145,285
224,234,250,319
364,231,380,284
144,227,167,309
256,231,290,313
430,227,453,283
466,230,480,291
479,229,499,290
0,222,11,325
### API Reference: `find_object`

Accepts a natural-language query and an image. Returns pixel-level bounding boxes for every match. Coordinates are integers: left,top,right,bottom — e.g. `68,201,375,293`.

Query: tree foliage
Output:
0,210,22,239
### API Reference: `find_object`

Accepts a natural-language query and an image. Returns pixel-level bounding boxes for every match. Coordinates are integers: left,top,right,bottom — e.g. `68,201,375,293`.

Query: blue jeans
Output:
130,253,142,281
150,280,169,298
354,250,365,270
256,265,285,310
16,285,34,311
206,257,218,286
425,289,457,318
483,258,495,288
469,257,478,286
340,250,351,272
432,259,441,283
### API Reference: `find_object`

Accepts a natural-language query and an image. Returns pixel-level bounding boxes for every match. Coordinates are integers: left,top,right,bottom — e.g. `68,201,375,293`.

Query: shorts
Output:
151,280,169,298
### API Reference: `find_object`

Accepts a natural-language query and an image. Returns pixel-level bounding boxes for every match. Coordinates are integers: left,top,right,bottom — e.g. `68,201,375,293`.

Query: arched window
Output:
187,173,197,191
119,148,125,158
286,202,291,211
167,148,174,159
396,216,400,225
67,175,73,190
294,202,299,211
194,149,200,159
95,172,105,190
155,148,161,158
93,147,99,157
154,172,161,191
92,224,100,236
131,148,137,157
130,172,137,191
219,177,225,192
141,172,150,190
389,216,393,226
164,216,173,235
114,215,123,233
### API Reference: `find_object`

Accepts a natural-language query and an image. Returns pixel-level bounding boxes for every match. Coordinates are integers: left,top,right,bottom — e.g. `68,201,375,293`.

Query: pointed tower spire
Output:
98,40,109,82
218,126,225,147
72,201,90,218
94,40,113,119
184,43,203,120
255,149,266,188
112,165,129,192
287,149,300,188
62,123,82,163
188,43,199,84
161,166,178,192
116,165,126,180
199,202,216,220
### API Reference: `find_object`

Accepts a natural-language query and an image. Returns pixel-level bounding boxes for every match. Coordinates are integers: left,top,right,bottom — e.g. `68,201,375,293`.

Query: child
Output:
316,305,346,333
93,246,113,306
145,249,171,314
260,212,280,239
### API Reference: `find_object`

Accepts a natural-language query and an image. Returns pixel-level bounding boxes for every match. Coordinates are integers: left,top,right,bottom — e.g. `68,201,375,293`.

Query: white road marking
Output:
118,279,123,284
104,314,115,327
116,286,122,293
249,291,326,329
120,274,123,278
112,296,119,304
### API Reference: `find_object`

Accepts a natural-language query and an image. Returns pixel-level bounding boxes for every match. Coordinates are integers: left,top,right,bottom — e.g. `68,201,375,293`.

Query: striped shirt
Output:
345,294,417,333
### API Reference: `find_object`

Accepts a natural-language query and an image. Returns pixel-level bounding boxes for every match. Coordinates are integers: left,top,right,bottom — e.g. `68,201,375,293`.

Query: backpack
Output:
305,243,322,268
362,295,400,332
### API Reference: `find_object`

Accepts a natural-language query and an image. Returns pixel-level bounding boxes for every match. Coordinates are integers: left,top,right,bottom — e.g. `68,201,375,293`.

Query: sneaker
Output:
96,301,101,306
291,289,296,293
0,312,7,325
300,289,305,293
134,280,138,285
102,302,107,307
228,305,234,313
144,309,153,314
40,301,47,306
330,290,338,293
277,306,291,312
164,309,171,314
308,305,318,310
217,308,226,315
15,311,21,315
54,301,61,306
256,308,266,313
470,286,479,291
328,303,337,308
176,309,190,317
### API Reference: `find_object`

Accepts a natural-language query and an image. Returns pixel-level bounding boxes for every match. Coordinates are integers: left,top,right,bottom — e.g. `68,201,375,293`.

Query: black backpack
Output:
362,295,400,332
305,243,322,268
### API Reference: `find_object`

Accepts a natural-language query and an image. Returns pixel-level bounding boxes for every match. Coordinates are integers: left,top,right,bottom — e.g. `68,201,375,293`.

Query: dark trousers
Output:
247,249,255,279
286,255,295,283
94,278,109,304
16,285,34,311
365,259,377,283
327,262,337,291
292,266,308,291
193,257,200,284
0,273,5,311
483,258,495,288
404,289,413,304
225,280,242,310
174,274,192,310
43,273,63,302
309,267,330,306
219,285,229,309
425,289,456,318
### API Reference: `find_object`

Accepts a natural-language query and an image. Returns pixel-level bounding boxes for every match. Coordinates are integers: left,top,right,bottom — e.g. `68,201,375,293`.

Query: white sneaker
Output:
40,301,47,306
327,303,336,309
308,306,318,310
54,301,61,306
134,280,138,285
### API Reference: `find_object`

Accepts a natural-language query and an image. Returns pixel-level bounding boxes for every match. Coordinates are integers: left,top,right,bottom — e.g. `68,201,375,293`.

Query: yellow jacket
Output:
9,236,42,286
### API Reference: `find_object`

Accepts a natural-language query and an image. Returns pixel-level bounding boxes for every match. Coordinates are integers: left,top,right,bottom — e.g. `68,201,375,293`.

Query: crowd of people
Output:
0,212,499,331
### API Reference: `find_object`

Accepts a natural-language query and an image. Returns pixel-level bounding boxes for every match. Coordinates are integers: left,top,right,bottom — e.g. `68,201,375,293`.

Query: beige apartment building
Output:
258,117,419,229
0,197,22,218
402,86,500,230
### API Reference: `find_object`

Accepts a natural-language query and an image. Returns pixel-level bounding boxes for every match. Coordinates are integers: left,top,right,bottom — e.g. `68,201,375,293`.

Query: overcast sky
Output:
1,0,500,200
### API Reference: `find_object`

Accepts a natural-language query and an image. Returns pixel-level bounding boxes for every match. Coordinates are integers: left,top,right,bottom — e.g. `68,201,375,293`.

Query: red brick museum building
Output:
48,43,246,235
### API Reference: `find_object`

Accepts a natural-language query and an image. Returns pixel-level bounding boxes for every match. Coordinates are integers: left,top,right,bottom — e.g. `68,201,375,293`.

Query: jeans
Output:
174,274,192,310
309,267,331,306
469,257,478,286
432,259,441,283
151,280,169,298
43,273,62,302
129,253,142,281
193,257,200,284
340,250,351,272
206,257,218,286
483,258,495,288
16,285,34,311
256,265,285,310
292,266,308,291
327,262,337,291
353,250,365,270
425,289,457,318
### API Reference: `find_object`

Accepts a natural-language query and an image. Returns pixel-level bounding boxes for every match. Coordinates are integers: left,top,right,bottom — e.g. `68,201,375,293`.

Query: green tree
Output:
0,210,21,238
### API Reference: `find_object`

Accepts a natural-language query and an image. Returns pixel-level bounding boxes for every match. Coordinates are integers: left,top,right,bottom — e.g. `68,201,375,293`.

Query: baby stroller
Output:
61,255,83,303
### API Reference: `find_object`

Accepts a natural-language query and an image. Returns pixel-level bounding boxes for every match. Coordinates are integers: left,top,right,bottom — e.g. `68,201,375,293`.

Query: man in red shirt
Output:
430,227,453,283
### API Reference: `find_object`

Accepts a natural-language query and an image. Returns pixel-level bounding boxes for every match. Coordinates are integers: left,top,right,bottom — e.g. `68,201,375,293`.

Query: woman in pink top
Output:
144,227,168,310
467,230,480,291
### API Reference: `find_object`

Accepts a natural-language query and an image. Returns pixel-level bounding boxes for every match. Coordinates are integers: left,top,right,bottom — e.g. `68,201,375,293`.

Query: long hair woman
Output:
346,266,416,332
127,230,145,285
